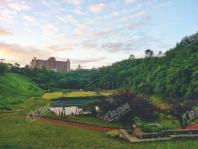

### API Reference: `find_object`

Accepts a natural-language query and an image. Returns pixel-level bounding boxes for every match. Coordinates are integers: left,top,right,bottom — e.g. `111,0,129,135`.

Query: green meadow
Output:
42,90,112,100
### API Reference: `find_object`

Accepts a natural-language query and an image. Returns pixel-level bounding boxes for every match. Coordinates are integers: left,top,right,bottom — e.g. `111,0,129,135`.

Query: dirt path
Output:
23,115,117,132
40,117,116,132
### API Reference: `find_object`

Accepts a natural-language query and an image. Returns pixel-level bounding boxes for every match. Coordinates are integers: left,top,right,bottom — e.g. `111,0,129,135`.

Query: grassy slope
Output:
0,73,43,110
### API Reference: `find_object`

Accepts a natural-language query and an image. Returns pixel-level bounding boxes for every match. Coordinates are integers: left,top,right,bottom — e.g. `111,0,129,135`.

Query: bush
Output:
98,89,160,128
106,130,120,138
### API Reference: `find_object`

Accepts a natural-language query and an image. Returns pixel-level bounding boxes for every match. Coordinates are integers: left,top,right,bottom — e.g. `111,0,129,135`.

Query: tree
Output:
129,54,135,60
98,90,159,128
145,49,153,57
157,51,163,57
0,63,8,74
14,63,20,68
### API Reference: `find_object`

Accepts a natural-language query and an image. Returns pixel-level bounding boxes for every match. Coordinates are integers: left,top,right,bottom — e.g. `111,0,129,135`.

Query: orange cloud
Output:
89,3,105,14
0,28,12,36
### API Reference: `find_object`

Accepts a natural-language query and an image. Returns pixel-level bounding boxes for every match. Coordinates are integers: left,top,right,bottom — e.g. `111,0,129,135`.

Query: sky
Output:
0,0,198,69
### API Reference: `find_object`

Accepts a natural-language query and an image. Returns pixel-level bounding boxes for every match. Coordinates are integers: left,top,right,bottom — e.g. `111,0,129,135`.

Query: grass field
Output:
1,115,198,149
42,90,112,100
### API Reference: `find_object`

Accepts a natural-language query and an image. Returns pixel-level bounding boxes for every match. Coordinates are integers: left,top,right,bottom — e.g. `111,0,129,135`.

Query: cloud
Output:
8,1,30,12
127,22,145,29
101,42,124,52
22,15,38,26
46,43,78,51
92,29,114,38
58,15,81,27
123,0,138,3
119,10,146,22
22,15,35,23
82,40,98,49
0,42,50,65
75,27,88,36
123,0,150,4
65,0,81,5
42,23,58,37
72,7,85,15
133,10,146,17
89,3,105,14
111,12,120,17
0,28,12,36
71,57,105,64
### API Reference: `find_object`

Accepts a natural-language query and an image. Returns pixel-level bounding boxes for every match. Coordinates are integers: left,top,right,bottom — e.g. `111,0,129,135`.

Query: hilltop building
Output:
30,57,70,72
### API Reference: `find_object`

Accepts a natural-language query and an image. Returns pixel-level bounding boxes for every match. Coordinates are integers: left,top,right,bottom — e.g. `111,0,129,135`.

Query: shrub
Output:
106,130,120,138
98,89,160,128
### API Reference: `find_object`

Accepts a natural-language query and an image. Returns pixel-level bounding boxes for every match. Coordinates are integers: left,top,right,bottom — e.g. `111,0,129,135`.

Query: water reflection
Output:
49,106,95,116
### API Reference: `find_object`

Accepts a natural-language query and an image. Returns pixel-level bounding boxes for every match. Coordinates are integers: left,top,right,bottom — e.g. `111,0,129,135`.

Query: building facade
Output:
30,57,70,72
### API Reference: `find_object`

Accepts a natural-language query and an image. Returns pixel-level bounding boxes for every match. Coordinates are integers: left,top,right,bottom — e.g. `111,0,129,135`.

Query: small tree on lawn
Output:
99,89,159,129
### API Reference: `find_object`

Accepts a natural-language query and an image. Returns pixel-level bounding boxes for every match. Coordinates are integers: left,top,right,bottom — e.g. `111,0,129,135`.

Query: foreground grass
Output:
1,115,198,149
42,90,112,100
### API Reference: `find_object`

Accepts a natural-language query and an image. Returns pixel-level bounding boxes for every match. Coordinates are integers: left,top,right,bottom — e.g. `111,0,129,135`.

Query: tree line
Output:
2,32,198,100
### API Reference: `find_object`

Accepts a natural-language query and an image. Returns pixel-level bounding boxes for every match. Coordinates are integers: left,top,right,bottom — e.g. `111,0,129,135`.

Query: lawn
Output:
42,90,113,100
1,115,198,149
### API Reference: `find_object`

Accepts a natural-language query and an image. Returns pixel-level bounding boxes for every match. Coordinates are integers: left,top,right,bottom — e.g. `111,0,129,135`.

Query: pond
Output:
49,106,93,116
50,98,101,107
49,97,103,116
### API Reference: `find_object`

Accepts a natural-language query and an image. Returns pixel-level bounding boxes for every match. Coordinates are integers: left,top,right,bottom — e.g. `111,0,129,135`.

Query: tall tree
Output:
145,49,153,57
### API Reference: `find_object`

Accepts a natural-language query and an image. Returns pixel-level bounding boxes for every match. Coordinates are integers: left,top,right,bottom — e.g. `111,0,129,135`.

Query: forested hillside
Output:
9,32,198,100
86,32,198,100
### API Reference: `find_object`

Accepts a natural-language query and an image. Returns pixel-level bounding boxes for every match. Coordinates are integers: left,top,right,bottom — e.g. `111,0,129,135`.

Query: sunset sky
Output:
0,0,197,69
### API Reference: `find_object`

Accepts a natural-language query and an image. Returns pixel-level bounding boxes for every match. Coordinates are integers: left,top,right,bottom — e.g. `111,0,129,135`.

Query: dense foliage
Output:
8,32,198,100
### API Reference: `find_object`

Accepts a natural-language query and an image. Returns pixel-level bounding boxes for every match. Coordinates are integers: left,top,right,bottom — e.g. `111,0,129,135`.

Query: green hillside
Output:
86,33,198,99
0,73,43,111
9,32,198,100
63,32,198,100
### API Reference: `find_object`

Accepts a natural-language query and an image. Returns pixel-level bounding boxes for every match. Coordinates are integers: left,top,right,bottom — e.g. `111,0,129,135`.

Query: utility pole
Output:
34,97,37,110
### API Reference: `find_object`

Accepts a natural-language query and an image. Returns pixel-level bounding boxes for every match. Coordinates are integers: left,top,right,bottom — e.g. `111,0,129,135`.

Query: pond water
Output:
49,106,92,116
49,98,101,116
